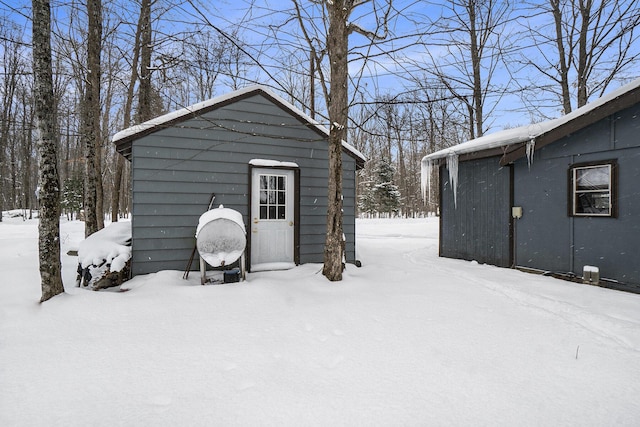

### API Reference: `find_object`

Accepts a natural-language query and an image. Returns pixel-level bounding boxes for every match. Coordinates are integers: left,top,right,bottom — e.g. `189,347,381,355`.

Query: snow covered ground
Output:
1,214,640,426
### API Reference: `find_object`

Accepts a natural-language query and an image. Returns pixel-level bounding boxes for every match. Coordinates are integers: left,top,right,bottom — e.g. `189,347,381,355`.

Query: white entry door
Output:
250,168,295,270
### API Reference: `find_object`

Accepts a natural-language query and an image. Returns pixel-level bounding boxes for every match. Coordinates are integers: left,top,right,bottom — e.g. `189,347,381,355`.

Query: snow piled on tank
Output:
249,159,299,168
196,205,245,236
78,221,131,272
196,206,246,268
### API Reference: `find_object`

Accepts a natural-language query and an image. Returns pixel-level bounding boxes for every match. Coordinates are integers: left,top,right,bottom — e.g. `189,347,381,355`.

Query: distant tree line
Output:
2,0,638,223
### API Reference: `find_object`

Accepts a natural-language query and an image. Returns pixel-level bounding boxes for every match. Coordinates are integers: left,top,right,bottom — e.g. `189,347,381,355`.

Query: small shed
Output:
112,85,365,276
422,78,640,291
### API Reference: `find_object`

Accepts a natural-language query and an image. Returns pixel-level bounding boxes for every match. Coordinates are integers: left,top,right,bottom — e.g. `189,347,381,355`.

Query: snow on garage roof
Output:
420,76,640,206
422,76,640,164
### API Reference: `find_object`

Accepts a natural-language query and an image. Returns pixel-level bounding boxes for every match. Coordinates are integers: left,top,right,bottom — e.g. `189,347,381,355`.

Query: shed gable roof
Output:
112,85,365,169
423,77,640,166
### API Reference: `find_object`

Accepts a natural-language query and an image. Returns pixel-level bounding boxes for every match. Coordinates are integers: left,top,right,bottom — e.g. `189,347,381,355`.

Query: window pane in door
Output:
258,173,287,220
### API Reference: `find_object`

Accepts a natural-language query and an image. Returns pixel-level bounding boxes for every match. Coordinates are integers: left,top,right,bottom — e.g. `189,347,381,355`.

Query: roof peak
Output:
111,84,365,166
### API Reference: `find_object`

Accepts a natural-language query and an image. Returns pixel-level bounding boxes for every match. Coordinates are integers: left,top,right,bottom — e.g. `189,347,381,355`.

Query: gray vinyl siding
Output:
440,156,512,268
130,93,358,275
514,102,640,287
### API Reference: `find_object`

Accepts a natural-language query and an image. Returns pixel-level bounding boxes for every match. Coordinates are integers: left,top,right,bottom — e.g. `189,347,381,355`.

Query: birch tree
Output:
32,0,65,302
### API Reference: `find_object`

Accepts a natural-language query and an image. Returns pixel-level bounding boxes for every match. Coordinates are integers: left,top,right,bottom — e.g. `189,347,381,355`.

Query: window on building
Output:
259,174,287,220
569,161,617,217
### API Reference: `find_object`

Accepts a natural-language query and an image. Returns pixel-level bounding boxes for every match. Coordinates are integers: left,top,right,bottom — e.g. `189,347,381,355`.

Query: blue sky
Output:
3,0,639,136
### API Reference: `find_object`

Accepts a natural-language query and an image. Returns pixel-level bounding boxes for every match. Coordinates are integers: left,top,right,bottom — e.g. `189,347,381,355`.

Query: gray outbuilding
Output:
113,85,365,276
422,78,640,292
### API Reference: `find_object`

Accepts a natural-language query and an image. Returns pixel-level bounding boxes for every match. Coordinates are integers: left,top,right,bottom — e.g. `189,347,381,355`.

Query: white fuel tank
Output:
196,206,246,268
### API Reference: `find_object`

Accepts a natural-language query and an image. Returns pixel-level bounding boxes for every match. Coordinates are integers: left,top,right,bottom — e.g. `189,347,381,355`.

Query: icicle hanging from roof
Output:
447,153,459,208
420,158,433,205
526,138,536,169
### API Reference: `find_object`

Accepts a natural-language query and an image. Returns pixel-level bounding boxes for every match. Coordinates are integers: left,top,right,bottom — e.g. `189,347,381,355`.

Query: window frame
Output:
568,159,618,218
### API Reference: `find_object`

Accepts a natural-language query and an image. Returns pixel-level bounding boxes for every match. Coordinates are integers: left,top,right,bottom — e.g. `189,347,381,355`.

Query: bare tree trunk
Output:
138,0,152,123
291,0,391,278
529,0,640,115
96,143,104,229
9,113,17,208
468,1,484,137
22,99,33,216
32,0,64,302
83,0,102,236
0,33,19,219
551,0,573,113
576,0,591,108
322,0,349,281
112,0,145,221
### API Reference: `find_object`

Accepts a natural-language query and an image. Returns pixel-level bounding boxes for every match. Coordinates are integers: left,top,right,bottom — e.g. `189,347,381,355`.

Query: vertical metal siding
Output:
440,156,512,268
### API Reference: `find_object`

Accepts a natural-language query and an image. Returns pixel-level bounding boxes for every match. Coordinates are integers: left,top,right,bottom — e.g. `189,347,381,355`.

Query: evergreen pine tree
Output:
357,177,376,216
61,177,84,220
373,159,400,217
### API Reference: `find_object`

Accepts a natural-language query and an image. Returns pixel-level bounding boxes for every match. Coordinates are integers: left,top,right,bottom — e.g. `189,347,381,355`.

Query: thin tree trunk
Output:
96,144,104,229
112,0,145,221
310,47,315,120
551,0,573,113
32,0,65,302
576,0,591,108
138,0,152,123
22,101,33,216
0,44,17,219
468,1,484,138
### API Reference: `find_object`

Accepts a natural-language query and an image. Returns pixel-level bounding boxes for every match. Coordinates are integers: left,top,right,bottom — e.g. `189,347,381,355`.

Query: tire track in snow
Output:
403,244,640,353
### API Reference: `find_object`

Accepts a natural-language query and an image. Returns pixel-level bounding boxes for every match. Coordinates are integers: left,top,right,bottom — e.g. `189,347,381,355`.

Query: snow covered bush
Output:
76,222,132,290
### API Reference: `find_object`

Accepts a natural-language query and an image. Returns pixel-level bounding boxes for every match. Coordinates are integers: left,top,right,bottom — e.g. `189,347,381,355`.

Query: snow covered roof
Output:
422,77,640,165
112,85,366,168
